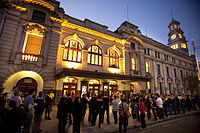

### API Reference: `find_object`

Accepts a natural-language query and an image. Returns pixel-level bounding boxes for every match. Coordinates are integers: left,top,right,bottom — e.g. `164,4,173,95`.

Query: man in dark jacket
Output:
102,95,110,124
81,94,88,121
65,92,73,125
33,91,45,133
88,94,96,123
45,92,52,120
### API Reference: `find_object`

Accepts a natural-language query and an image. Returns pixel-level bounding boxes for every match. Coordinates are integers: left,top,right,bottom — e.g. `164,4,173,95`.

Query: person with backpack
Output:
130,98,138,127
33,91,45,133
118,98,129,133
57,97,69,133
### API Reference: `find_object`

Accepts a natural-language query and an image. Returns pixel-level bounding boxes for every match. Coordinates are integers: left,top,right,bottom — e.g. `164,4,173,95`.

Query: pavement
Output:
40,105,200,133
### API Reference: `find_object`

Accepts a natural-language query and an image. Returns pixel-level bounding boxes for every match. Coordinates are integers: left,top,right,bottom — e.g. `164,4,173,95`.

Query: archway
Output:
17,77,37,94
2,71,43,95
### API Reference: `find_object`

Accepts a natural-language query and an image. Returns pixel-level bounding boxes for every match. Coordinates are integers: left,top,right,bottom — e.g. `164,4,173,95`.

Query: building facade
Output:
0,0,196,101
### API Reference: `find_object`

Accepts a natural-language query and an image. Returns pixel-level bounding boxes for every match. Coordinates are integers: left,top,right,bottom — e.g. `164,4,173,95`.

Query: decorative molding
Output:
61,19,130,45
21,0,54,11
50,17,63,23
8,3,27,12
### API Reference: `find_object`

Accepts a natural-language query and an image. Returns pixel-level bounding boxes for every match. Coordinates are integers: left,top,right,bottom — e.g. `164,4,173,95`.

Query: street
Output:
128,113,200,133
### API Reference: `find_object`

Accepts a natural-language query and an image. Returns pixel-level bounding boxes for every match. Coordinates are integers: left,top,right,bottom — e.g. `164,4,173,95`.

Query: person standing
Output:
23,90,35,133
45,92,52,120
33,91,45,133
11,90,22,107
102,95,110,124
145,95,152,120
130,98,137,127
151,95,157,121
57,97,68,133
156,94,164,119
112,95,118,124
72,97,81,133
138,98,146,129
118,98,129,133
65,92,73,125
88,94,96,124
81,94,88,121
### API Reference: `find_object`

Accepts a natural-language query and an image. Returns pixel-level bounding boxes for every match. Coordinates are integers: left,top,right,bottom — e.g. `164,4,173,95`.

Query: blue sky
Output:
57,0,200,58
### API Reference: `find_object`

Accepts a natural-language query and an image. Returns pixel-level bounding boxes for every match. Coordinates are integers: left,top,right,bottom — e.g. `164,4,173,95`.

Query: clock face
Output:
178,34,182,38
171,34,176,40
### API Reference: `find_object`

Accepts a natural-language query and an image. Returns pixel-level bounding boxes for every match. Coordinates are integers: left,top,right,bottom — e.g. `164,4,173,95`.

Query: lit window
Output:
181,43,186,48
132,58,136,70
22,28,43,62
87,45,102,65
178,25,180,29
174,25,177,29
171,44,178,49
146,61,150,73
109,49,119,68
63,40,82,62
171,26,173,30
147,82,150,89
178,33,182,38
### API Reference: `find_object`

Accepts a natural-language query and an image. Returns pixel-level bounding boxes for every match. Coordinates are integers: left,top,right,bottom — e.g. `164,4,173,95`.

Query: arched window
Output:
88,45,102,65
109,49,119,68
146,61,150,73
63,39,82,62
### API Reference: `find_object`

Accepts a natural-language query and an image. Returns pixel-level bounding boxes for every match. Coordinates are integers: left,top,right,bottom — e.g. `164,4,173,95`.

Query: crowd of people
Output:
0,86,53,133
0,86,200,133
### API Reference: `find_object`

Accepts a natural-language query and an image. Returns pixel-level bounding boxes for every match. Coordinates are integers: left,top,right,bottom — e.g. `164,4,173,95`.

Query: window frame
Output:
63,40,82,63
87,45,103,66
108,49,119,68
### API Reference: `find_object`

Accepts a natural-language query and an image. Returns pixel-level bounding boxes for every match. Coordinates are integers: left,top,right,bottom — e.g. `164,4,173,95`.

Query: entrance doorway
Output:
17,77,37,96
89,79,100,96
63,77,77,97
109,81,118,95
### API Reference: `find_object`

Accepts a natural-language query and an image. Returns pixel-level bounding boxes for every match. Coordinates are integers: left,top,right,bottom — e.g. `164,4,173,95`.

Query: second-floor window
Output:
146,61,150,73
63,40,82,62
174,68,177,78
22,28,44,62
180,70,183,78
88,45,102,65
32,10,46,24
157,64,161,75
109,49,119,68
130,43,135,50
166,66,169,76
132,58,136,70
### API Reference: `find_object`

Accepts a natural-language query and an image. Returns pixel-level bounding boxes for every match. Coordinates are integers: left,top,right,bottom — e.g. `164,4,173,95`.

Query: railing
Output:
21,53,38,62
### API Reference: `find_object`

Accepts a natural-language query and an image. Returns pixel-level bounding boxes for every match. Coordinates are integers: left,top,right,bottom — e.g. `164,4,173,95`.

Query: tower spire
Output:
170,8,174,21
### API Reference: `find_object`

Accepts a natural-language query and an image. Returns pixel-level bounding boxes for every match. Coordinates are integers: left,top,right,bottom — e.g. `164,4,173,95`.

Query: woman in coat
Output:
72,97,81,133
57,97,68,133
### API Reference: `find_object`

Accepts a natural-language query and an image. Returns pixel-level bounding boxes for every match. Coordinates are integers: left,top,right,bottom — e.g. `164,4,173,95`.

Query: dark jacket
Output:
34,96,45,114
57,101,68,120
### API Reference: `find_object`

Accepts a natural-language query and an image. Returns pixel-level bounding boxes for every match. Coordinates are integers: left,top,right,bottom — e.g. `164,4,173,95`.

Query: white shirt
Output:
156,97,163,108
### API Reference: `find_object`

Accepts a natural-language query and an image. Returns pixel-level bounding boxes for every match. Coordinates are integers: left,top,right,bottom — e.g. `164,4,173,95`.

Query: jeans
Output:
119,116,128,133
112,111,118,124
24,113,33,133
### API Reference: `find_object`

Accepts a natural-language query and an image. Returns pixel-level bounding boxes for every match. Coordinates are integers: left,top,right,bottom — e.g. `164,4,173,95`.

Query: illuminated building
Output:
0,0,196,101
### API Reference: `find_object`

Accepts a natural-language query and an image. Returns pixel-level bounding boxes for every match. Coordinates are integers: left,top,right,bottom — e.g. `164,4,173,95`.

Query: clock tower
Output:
168,18,188,55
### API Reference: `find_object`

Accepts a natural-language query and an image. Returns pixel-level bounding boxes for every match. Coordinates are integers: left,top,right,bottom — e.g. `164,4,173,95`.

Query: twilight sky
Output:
57,0,200,58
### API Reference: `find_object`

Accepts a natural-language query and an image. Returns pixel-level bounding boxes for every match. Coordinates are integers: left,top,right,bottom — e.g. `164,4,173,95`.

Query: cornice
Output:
21,0,55,11
50,17,130,46
8,3,27,12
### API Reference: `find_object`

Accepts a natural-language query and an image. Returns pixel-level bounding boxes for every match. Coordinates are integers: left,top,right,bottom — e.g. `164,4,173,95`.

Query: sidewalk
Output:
40,106,200,133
